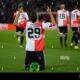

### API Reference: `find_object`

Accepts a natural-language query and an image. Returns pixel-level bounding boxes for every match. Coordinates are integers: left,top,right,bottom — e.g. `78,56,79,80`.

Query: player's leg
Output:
35,51,45,70
63,27,68,47
58,27,63,47
25,51,35,70
15,27,21,43
16,27,20,40
20,30,24,47
19,28,24,47
78,28,80,43
70,27,75,47
74,28,79,49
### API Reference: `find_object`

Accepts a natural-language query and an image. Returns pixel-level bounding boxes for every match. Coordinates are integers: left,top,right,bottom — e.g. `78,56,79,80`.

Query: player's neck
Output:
61,8,65,10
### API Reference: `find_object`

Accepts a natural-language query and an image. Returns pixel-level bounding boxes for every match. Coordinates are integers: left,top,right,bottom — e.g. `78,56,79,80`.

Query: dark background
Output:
0,0,80,23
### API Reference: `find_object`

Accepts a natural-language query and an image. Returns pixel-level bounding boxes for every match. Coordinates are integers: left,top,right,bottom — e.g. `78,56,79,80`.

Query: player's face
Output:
60,4,65,9
18,7,23,12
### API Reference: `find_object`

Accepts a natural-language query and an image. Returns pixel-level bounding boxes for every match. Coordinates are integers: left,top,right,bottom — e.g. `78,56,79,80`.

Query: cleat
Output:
74,46,79,49
70,43,74,47
78,40,80,43
20,45,23,48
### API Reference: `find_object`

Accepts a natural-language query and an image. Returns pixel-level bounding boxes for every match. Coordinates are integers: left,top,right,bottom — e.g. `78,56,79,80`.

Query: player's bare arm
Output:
13,12,20,27
13,8,22,26
47,6,56,25
78,16,80,27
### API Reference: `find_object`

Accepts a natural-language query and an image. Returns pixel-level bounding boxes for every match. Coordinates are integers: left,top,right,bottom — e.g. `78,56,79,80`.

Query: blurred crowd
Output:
0,0,80,23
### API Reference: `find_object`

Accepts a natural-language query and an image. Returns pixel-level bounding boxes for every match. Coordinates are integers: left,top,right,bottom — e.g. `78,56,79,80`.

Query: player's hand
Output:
47,6,52,14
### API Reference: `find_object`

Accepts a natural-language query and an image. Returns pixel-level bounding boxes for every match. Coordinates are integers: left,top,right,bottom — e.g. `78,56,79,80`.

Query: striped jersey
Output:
13,11,29,29
71,9,80,28
56,9,69,27
25,21,56,51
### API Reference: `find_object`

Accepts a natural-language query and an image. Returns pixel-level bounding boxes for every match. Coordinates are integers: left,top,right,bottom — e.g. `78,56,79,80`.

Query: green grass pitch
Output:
0,30,80,72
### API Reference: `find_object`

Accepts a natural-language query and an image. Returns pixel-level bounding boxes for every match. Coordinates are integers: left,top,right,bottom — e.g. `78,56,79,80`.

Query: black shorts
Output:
16,26,24,33
58,26,68,33
78,27,80,32
72,27,78,33
25,51,45,70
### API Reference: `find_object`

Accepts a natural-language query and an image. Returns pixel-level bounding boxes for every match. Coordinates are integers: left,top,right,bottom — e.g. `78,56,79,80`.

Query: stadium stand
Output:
0,0,80,23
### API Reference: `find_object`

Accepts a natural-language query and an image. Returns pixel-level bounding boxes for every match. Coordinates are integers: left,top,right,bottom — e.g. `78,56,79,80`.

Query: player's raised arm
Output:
47,6,56,25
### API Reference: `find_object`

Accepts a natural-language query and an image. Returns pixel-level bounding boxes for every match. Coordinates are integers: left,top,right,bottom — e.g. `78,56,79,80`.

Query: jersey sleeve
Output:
66,11,69,17
25,12,29,21
42,22,57,29
13,11,19,18
42,22,51,29
77,11,80,16
13,12,16,19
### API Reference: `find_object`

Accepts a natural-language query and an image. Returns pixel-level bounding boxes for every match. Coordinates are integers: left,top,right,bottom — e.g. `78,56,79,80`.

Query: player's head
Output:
18,2,24,12
60,3,65,9
30,11,37,23
75,5,79,9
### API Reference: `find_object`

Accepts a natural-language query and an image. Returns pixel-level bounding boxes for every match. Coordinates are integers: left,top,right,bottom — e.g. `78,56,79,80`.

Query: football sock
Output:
64,35,67,46
16,35,19,38
75,35,78,46
20,36,24,46
71,35,75,43
60,37,63,47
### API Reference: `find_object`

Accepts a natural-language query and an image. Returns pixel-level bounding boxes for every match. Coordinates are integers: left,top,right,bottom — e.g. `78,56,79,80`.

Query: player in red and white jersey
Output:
56,3,70,47
13,3,29,48
70,6,80,49
14,6,56,70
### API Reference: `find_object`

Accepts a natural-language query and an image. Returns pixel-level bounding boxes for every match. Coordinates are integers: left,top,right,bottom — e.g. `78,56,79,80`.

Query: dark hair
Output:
18,2,24,9
60,2,65,5
18,2,27,11
30,12,37,23
75,5,79,9
38,15,42,21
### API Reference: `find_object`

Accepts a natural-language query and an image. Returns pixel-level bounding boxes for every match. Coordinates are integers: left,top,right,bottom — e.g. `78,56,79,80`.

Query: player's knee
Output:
63,33,67,37
59,33,63,37
16,31,21,35
20,33,24,36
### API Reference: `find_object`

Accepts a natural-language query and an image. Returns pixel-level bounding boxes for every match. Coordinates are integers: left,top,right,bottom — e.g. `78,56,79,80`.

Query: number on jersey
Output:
60,14,66,19
27,27,41,39
71,14,76,21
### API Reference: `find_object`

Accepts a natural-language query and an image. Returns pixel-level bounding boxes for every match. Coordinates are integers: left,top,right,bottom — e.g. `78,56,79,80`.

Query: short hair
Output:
60,2,65,5
38,15,42,21
75,5,79,9
30,12,37,23
18,2,24,9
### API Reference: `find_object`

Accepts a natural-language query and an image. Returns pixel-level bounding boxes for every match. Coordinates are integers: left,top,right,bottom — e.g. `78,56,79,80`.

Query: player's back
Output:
26,21,45,51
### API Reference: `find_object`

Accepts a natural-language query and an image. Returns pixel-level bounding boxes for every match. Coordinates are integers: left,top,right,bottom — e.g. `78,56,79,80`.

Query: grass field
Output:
0,30,80,72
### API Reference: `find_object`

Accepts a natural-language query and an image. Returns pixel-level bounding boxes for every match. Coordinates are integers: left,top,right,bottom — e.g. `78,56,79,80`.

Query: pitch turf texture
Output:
0,30,80,72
